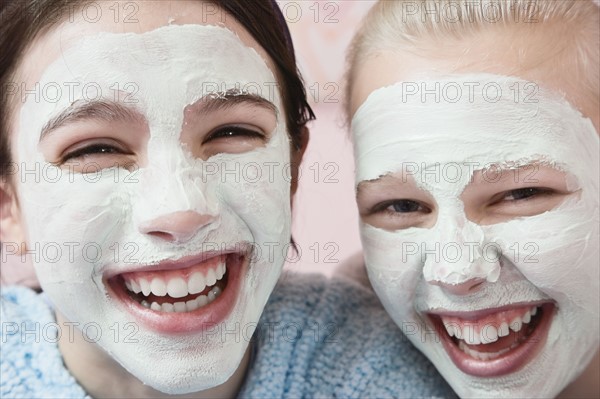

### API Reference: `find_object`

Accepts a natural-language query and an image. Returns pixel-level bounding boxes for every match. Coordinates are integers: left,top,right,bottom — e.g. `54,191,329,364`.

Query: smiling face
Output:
6,2,294,395
350,52,599,398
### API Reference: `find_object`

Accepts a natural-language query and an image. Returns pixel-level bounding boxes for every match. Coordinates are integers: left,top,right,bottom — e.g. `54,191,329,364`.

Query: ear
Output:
0,178,27,250
290,126,309,197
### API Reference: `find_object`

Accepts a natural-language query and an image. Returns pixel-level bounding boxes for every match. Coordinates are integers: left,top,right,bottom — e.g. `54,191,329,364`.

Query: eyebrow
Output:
355,173,426,200
39,91,278,142
40,100,146,142
355,177,388,199
189,89,278,117
475,162,550,184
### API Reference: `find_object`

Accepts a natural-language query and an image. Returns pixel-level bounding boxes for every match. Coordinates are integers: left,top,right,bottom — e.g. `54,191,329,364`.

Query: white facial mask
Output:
352,74,599,398
15,25,291,394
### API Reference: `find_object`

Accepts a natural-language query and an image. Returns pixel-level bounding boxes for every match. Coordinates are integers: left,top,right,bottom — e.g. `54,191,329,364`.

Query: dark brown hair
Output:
0,0,315,178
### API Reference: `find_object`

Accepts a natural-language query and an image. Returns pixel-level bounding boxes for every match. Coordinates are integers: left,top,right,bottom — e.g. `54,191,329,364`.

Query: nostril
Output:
138,211,216,243
468,281,485,292
144,231,176,242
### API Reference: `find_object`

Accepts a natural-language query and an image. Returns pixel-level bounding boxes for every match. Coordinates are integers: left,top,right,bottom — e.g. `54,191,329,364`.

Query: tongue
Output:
145,292,202,305
464,326,530,353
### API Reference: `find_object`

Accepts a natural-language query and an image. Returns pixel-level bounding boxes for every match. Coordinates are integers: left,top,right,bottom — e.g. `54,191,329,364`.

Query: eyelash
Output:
371,187,553,216
59,125,265,160
203,126,265,143
373,199,431,215
498,187,553,202
60,143,127,163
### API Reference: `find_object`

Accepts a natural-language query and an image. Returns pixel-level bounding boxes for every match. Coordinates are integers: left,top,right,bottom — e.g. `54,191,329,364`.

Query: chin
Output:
127,349,243,395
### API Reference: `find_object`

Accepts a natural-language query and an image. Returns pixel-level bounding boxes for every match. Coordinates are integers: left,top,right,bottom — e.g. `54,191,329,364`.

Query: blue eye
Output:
387,200,424,213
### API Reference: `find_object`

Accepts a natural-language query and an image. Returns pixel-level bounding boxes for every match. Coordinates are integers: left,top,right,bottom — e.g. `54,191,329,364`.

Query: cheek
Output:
221,176,290,229
217,126,291,222
485,208,599,307
19,172,132,281
361,224,426,318
212,129,292,267
19,173,126,239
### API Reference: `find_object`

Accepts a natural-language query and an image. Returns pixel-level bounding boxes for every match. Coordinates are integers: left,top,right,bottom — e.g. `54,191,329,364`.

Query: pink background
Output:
284,1,375,275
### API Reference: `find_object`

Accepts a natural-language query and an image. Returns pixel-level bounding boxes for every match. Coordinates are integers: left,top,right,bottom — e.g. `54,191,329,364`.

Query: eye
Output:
372,199,432,216
356,178,437,231
497,187,553,202
361,198,433,231
57,139,136,173
481,185,570,221
61,143,127,163
385,199,427,213
203,125,265,144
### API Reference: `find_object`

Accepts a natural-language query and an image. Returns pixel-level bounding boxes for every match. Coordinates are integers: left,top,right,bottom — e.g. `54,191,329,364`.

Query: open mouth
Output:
120,255,228,313
106,251,248,333
428,302,555,377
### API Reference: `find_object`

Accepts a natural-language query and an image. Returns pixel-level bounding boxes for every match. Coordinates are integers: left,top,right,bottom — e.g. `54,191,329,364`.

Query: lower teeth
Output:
458,340,514,360
140,286,222,313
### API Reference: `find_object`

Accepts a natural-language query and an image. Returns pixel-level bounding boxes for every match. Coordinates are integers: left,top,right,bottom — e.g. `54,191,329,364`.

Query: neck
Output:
558,349,600,399
56,312,251,399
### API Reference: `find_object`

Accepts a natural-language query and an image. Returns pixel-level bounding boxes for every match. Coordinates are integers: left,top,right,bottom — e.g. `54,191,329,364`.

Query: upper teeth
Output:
123,261,226,298
442,305,539,346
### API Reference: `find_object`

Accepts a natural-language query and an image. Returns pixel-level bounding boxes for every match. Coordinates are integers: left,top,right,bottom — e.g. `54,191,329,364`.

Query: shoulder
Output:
241,273,455,399
265,270,375,314
0,286,89,398
260,271,384,333
334,251,372,289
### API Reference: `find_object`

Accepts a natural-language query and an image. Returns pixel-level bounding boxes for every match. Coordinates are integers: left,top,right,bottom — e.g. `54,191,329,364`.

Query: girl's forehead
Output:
14,1,276,107
350,48,599,133
13,23,283,166
351,74,598,189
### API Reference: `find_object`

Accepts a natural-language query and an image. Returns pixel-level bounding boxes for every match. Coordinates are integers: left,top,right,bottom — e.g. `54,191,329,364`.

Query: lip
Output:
427,302,555,377
105,248,250,334
103,249,245,278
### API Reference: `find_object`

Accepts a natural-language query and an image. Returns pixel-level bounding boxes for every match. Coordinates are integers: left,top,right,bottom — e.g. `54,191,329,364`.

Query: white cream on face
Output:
352,74,599,398
15,25,291,394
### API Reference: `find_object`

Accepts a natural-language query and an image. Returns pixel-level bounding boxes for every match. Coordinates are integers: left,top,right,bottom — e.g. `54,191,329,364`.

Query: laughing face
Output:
350,71,599,396
8,6,293,395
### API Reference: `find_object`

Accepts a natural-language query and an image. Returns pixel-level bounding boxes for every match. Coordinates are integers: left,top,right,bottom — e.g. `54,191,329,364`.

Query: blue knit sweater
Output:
1,273,455,398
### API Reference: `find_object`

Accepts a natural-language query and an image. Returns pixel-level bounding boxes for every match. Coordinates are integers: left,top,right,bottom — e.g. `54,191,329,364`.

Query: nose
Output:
422,215,501,295
139,210,215,243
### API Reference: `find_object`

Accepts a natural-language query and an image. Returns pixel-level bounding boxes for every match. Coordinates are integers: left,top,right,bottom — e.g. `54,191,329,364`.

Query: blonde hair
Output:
345,0,599,119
